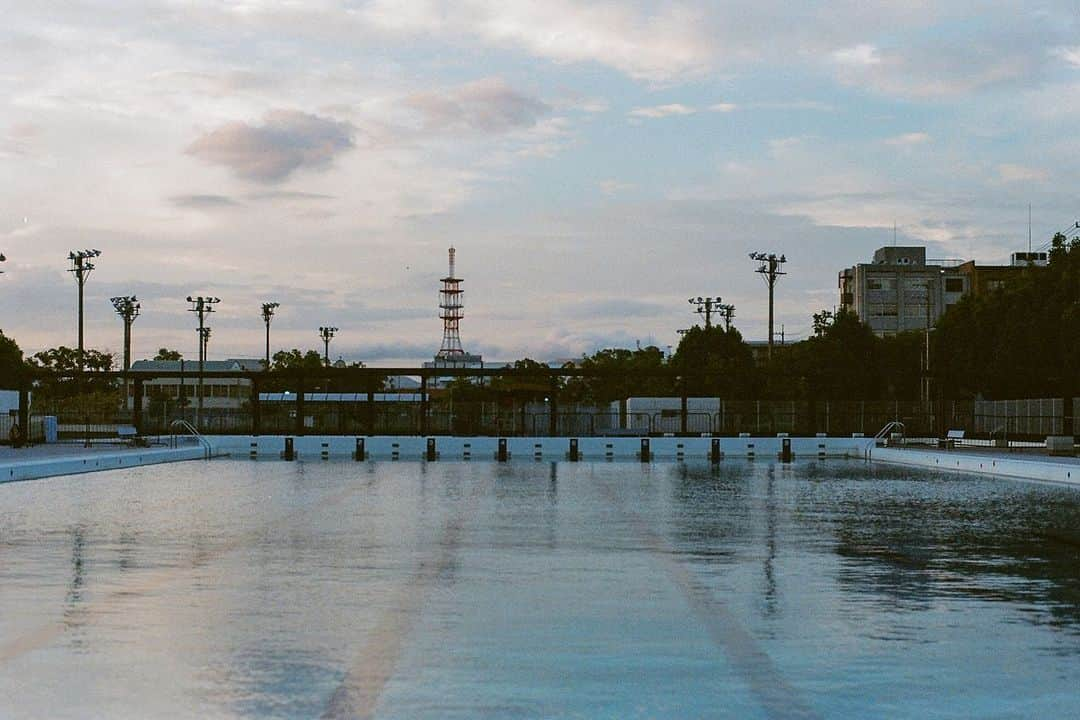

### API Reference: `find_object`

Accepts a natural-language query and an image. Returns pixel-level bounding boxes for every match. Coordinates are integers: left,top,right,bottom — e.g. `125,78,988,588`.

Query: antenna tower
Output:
436,246,466,359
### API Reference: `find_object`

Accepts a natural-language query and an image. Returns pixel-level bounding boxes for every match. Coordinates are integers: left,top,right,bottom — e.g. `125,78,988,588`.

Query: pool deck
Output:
869,445,1080,486
0,443,208,483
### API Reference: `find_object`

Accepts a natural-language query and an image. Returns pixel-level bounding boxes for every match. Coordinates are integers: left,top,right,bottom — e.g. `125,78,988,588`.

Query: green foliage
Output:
671,327,756,398
934,233,1079,398
28,346,116,399
154,348,183,361
563,346,673,402
271,349,325,371
0,330,25,388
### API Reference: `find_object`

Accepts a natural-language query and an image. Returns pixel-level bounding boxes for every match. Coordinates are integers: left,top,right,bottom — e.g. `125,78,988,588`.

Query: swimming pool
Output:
2,459,1079,718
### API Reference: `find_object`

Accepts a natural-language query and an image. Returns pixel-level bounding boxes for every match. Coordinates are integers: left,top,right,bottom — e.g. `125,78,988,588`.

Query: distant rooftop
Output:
130,358,264,373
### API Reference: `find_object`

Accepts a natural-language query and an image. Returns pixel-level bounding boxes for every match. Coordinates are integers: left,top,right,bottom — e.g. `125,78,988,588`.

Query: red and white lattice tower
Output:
436,246,465,358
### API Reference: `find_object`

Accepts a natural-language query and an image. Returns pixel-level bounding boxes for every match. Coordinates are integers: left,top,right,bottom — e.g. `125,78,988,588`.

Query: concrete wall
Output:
206,434,876,461
870,447,1079,486
1,446,207,483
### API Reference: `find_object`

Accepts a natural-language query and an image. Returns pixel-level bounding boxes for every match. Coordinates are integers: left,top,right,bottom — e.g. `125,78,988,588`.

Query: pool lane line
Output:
597,480,822,720
0,471,377,666
321,483,477,720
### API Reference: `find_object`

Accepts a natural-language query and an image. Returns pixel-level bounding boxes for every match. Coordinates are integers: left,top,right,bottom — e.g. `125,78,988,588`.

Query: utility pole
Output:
110,295,140,409
68,249,101,370
319,326,338,365
717,303,735,331
200,327,211,364
187,295,220,428
261,302,279,369
688,296,723,329
749,252,787,360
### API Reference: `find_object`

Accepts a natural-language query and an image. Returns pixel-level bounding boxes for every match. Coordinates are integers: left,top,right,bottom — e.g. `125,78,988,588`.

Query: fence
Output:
972,398,1079,437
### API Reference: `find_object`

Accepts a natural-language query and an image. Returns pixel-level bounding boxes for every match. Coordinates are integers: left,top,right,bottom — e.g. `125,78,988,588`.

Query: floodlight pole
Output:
187,295,220,428
68,249,101,370
688,296,723,330
110,295,140,408
261,302,279,369
319,326,338,365
749,252,787,361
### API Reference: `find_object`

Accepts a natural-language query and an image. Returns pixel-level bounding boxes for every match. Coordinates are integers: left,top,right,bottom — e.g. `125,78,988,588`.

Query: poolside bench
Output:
117,424,148,447
939,429,964,449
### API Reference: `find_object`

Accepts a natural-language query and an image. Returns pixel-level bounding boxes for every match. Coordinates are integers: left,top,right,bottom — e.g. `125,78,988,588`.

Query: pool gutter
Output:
868,446,1080,486
1,446,208,483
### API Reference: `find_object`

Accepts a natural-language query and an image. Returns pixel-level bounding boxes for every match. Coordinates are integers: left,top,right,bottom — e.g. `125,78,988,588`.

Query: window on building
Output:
944,278,964,293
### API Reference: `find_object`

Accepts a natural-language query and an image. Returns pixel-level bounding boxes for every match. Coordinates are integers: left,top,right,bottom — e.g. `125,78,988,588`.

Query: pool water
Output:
2,459,1079,719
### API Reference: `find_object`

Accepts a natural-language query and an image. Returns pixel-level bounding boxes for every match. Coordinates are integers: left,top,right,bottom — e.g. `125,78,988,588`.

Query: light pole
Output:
110,296,140,372
688,296,723,329
110,295,140,409
68,249,101,370
717,303,735,331
187,295,220,427
749,252,787,360
318,326,338,365
261,302,279,369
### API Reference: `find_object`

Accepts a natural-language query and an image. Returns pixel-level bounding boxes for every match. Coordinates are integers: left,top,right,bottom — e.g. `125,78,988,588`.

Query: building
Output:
127,358,264,410
957,251,1048,297
839,246,967,336
839,246,1046,336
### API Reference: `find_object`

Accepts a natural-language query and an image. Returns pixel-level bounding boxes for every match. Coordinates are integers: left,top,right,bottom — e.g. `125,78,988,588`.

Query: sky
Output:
2,1,1079,365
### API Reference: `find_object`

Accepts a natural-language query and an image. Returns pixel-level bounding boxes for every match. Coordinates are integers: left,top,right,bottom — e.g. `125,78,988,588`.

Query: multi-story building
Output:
839,247,969,336
839,246,1046,336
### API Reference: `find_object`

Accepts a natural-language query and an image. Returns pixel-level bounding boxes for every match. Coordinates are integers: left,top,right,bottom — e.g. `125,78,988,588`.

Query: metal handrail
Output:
874,420,905,441
169,419,212,459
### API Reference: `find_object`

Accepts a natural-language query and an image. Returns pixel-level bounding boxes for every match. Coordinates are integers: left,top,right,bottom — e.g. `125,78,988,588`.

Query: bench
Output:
117,424,148,447
939,429,964,449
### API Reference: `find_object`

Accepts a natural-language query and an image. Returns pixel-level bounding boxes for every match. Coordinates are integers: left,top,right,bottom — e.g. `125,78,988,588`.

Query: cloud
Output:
169,194,240,209
403,78,549,133
186,110,354,183
884,132,931,146
997,164,1049,183
598,180,635,197
629,103,696,118
359,0,715,84
832,44,881,67
709,102,737,113
1053,46,1080,68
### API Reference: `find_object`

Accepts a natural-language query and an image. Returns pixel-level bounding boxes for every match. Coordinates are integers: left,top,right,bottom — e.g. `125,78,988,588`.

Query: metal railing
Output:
169,419,212,459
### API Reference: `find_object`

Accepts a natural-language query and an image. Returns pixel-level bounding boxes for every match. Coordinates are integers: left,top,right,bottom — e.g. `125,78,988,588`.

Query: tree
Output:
29,346,116,398
271,349,325,371
563,346,674,402
671,327,756,398
154,348,183,361
0,331,26,388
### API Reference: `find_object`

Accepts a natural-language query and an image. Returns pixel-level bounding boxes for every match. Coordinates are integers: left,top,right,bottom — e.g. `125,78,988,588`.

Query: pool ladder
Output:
874,421,905,445
169,419,213,460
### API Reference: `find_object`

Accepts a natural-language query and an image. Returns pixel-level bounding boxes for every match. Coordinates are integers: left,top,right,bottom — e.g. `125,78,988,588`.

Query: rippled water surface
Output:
2,459,1080,718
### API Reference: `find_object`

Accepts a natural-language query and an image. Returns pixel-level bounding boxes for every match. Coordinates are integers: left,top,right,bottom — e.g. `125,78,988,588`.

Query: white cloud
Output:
359,0,716,84
628,103,696,118
997,163,1049,183
709,102,737,113
884,132,931,146
1053,46,1080,68
832,44,881,67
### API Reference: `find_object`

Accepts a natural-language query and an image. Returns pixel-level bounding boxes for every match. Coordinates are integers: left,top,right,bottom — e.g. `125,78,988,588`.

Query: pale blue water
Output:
2,459,1079,719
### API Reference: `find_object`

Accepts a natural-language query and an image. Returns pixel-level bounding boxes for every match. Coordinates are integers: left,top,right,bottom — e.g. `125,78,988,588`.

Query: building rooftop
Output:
130,358,265,373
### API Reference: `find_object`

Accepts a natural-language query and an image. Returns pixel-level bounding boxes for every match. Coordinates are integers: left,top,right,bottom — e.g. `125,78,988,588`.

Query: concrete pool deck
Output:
869,445,1080,486
0,443,208,483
